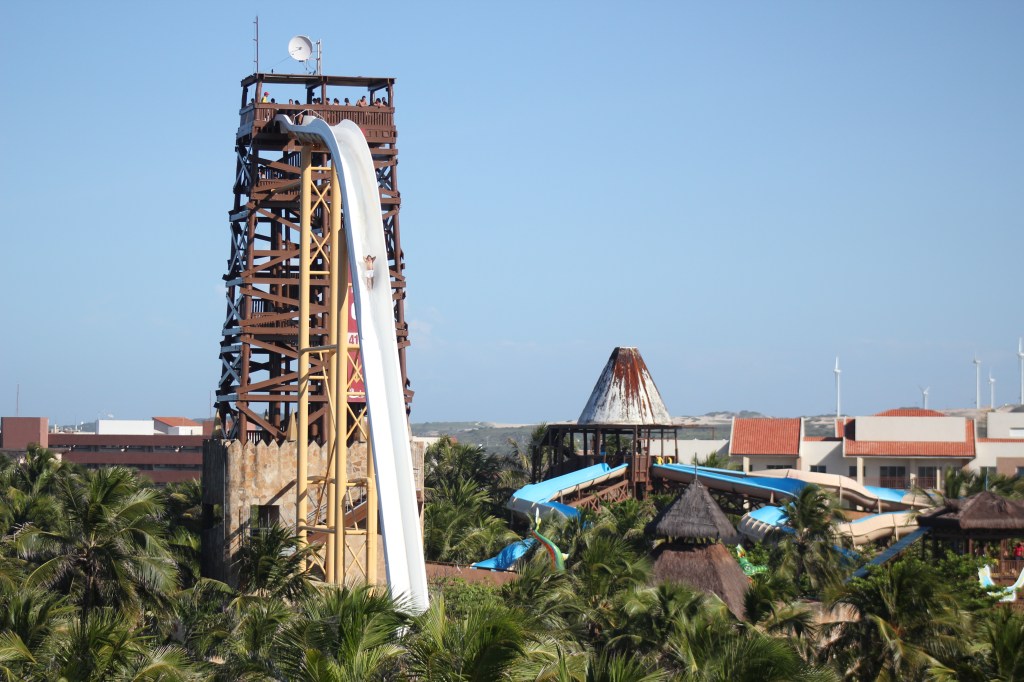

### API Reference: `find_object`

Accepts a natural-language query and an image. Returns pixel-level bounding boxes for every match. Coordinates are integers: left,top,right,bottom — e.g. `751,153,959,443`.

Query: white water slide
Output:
276,115,428,613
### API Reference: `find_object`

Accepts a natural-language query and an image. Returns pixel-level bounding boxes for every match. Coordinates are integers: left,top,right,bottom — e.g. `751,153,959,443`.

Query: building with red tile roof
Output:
726,408,1024,489
729,418,802,456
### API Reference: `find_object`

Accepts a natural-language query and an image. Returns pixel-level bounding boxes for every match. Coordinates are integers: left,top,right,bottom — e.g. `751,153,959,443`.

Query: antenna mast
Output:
253,16,260,73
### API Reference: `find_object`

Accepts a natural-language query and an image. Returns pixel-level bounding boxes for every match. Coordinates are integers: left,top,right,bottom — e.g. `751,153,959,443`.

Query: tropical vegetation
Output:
0,441,1022,680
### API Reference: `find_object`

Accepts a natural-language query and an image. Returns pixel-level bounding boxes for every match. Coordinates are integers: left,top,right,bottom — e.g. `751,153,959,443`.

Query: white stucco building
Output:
722,408,1024,488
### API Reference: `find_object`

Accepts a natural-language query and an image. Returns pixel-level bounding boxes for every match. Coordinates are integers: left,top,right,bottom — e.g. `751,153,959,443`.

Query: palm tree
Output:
679,632,836,682
560,527,652,645
592,499,655,555
234,522,319,601
506,424,553,485
163,578,235,663
0,445,68,536
500,560,582,639
424,436,502,495
583,651,667,682
0,606,200,682
973,607,1024,681
821,556,972,681
423,478,518,564
17,466,177,621
941,467,1019,500
605,582,710,661
776,484,848,595
403,595,534,681
161,480,202,536
214,598,294,681
274,584,410,681
0,581,71,680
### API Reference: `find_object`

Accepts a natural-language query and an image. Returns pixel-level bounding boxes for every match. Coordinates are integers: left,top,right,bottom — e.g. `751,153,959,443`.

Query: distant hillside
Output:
412,407,1010,452
411,422,538,452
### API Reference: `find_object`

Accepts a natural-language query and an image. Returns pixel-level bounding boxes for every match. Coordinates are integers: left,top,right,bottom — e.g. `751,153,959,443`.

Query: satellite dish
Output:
288,35,313,62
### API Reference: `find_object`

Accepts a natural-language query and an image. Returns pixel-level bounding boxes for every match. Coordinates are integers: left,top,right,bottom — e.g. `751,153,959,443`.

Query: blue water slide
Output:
472,538,535,571
655,464,922,547
506,463,628,519
652,464,920,510
474,463,628,571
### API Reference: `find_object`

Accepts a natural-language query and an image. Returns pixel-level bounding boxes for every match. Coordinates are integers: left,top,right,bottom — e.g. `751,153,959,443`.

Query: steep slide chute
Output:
276,115,428,613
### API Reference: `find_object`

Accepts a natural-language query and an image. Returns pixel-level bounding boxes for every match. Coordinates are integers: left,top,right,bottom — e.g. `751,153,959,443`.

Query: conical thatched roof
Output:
578,347,672,425
647,479,740,544
918,491,1024,531
651,542,749,620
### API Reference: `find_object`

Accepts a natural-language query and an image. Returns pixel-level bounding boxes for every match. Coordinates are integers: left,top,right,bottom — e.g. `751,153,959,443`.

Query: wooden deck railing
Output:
240,103,395,137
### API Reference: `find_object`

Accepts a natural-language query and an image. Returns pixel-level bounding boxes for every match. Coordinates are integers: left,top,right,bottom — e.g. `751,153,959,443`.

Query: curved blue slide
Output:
653,464,922,547
652,464,920,510
473,463,627,570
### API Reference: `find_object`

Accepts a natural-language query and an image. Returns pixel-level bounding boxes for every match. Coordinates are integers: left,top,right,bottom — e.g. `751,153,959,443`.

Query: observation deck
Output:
237,73,396,143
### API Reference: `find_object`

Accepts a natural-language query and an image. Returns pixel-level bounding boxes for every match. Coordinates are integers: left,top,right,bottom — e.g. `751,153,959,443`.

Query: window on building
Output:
848,465,859,479
917,466,938,489
1017,466,1024,477
766,464,789,470
250,504,280,537
880,466,908,488
810,465,826,474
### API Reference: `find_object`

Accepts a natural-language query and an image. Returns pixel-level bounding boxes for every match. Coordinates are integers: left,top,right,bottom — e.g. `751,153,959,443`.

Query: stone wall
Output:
202,436,423,585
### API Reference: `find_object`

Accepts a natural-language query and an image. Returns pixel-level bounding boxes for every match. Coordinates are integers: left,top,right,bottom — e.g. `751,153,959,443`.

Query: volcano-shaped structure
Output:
578,347,672,425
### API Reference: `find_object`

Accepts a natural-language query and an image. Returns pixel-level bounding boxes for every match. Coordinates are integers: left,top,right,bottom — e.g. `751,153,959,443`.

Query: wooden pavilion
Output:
917,491,1024,583
647,479,749,619
543,347,679,499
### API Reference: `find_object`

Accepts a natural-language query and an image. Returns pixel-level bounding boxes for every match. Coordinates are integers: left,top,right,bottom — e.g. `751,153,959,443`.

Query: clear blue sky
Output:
2,2,1022,425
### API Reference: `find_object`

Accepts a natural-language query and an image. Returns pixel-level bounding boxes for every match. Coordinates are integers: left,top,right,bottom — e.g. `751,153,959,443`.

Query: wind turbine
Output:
834,357,841,418
989,371,996,409
1018,338,1023,405
919,386,929,410
974,355,981,409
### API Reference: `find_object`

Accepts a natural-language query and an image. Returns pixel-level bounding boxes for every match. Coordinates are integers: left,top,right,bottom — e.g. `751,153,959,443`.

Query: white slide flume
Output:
276,115,428,613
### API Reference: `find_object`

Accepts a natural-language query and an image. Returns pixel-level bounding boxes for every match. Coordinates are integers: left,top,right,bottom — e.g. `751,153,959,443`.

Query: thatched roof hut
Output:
647,478,740,544
651,542,749,620
647,480,748,619
918,491,1024,534
917,491,1024,566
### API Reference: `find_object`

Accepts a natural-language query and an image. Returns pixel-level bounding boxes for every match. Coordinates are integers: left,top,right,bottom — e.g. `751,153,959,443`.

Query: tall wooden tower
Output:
217,73,411,443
